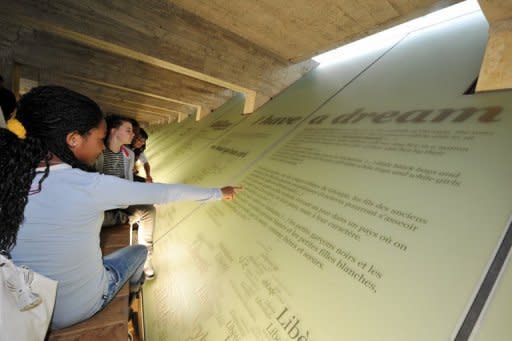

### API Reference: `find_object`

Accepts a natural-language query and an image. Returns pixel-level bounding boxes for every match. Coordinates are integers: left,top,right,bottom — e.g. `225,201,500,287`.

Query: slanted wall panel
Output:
143,12,512,341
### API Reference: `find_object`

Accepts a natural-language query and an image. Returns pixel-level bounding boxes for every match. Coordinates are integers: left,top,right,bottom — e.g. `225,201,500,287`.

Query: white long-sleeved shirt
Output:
10,163,222,329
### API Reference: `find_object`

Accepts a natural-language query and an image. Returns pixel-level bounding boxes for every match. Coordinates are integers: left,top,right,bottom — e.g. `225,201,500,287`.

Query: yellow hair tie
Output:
6,118,27,140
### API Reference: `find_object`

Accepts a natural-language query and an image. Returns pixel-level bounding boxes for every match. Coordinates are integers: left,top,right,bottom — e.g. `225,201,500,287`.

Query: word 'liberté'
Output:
266,306,311,341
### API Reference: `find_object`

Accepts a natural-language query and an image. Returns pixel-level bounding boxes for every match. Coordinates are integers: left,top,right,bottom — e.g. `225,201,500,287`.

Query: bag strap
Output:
0,249,11,260
0,250,10,268
0,252,43,311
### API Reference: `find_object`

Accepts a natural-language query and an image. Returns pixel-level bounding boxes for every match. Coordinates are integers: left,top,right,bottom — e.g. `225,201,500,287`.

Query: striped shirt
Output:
103,148,125,179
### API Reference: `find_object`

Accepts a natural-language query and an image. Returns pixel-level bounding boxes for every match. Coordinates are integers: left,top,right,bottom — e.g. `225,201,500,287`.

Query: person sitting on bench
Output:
1,86,240,329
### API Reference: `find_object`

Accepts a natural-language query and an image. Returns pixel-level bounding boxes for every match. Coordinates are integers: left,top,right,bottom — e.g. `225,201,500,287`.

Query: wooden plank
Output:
47,292,129,340
49,322,128,341
100,225,132,250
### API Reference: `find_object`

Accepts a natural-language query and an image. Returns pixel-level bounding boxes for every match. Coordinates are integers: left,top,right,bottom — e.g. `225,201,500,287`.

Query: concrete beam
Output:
17,14,257,113
4,27,230,117
6,0,315,113
62,74,204,115
100,102,176,124
476,1,512,92
38,72,195,124
0,20,21,92
93,94,185,117
178,113,189,123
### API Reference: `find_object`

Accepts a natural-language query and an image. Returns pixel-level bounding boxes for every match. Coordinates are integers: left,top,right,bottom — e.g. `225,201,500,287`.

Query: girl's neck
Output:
38,154,62,168
107,137,123,153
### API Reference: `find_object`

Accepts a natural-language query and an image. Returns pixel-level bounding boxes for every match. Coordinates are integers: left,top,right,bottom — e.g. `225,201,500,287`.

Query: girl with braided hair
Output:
0,86,240,329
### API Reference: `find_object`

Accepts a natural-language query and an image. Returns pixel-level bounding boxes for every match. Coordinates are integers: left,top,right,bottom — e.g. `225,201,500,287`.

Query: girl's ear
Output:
108,127,116,139
66,131,83,149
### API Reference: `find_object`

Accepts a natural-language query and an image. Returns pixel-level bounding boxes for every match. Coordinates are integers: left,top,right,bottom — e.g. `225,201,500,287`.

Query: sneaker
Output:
144,256,155,280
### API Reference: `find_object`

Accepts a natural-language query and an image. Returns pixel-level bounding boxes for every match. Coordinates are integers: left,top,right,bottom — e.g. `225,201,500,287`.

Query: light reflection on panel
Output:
148,41,399,242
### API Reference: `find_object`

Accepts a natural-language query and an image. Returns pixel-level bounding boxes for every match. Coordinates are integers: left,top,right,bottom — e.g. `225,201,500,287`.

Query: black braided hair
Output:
0,85,104,251
0,131,46,252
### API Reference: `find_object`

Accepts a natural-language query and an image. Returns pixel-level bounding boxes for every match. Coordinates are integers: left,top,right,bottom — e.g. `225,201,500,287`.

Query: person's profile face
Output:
113,121,134,145
133,136,146,149
71,119,107,166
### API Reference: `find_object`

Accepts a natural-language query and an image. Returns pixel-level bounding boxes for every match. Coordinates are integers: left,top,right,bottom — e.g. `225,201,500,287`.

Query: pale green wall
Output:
143,12,511,341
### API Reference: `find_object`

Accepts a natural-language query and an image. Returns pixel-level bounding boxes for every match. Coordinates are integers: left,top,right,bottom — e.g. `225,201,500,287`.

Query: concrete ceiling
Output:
173,0,463,62
0,0,482,125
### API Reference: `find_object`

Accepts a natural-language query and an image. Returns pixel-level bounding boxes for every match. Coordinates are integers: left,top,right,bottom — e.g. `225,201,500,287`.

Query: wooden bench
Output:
47,224,132,341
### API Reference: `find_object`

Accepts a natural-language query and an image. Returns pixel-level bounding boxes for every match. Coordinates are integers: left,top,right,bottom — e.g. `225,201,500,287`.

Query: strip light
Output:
312,0,482,66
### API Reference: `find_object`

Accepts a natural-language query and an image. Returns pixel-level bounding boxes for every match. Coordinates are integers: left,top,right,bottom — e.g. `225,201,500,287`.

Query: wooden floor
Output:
47,224,137,341
129,295,143,341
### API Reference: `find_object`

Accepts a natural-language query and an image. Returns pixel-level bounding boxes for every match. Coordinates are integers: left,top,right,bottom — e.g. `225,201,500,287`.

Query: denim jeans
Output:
101,245,147,308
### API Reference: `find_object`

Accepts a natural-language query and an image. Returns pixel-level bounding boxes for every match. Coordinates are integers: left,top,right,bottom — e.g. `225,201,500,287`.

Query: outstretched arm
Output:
89,172,239,210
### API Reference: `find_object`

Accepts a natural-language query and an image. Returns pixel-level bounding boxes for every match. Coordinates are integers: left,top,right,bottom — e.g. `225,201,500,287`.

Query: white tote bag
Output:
0,254,57,341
